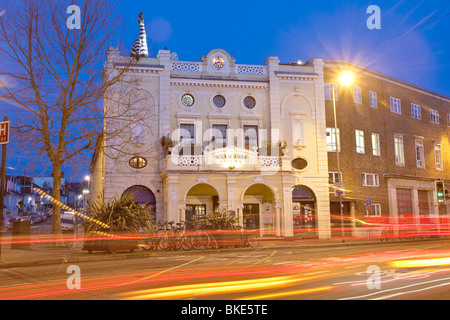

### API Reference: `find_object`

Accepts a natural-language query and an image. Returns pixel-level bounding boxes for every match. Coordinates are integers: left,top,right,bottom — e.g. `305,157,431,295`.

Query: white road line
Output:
340,275,450,300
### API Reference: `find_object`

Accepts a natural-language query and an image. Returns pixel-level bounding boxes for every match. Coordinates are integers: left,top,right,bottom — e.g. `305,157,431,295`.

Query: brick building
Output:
324,61,450,236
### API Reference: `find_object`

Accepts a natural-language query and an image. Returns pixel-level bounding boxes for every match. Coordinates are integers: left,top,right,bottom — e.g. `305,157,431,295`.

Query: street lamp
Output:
84,175,90,190
332,70,355,242
82,189,89,214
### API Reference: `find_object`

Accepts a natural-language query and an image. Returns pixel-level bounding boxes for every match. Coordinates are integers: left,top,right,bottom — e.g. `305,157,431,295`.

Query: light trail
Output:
121,276,314,300
240,286,333,300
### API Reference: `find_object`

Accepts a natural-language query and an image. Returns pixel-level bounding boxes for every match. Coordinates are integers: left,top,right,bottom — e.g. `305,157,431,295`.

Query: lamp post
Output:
82,189,89,214
332,71,354,243
83,175,90,214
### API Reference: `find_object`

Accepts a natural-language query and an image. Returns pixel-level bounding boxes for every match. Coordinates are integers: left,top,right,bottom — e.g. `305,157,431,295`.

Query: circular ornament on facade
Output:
243,96,256,109
291,157,308,171
129,156,147,169
181,93,195,107
212,56,225,69
213,95,226,108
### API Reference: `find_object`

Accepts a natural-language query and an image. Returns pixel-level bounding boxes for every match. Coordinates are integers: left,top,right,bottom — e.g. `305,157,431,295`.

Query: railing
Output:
165,154,281,171
235,64,267,75
171,62,202,72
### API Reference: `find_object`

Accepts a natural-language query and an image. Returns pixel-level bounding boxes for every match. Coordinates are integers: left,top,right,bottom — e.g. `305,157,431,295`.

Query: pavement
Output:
0,230,416,269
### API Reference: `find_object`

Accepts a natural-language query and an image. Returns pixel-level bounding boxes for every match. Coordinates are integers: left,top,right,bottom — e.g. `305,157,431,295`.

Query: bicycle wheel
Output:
192,231,210,250
158,232,171,251
247,234,259,248
180,234,193,251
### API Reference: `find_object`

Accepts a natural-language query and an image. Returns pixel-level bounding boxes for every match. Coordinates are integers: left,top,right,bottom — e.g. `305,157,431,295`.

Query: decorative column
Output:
264,56,281,143
165,175,179,222
275,202,283,236
282,185,294,237
226,174,237,213
158,49,172,138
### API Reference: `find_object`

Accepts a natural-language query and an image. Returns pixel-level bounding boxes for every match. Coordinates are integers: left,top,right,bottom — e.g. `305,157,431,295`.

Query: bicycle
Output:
157,220,183,251
184,221,211,250
242,229,260,248
379,227,395,241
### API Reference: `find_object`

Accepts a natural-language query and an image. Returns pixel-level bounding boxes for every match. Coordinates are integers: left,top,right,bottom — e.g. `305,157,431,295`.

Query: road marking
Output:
340,275,450,300
373,281,450,300
124,256,205,286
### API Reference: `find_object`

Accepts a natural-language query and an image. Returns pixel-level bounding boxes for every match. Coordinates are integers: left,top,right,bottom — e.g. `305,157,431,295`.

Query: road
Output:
1,236,450,302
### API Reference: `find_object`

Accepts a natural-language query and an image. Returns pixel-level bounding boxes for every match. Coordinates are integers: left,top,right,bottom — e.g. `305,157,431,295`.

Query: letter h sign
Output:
0,120,10,145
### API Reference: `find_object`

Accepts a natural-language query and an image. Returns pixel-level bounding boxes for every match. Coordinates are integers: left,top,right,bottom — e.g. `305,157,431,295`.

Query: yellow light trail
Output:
241,286,333,300
122,276,308,300
390,257,450,268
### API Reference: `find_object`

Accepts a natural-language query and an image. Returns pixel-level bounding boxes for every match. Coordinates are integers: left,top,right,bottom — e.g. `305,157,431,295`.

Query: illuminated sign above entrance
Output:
204,147,258,167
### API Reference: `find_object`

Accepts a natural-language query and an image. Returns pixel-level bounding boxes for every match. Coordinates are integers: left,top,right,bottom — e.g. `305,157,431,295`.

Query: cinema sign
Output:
204,147,258,167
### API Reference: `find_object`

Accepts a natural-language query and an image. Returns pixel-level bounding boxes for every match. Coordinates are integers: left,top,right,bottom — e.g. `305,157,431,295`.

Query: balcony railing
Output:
164,147,284,172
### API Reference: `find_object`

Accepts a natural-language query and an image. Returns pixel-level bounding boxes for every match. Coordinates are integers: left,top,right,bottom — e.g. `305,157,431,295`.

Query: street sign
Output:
366,198,372,207
334,183,345,197
0,120,10,145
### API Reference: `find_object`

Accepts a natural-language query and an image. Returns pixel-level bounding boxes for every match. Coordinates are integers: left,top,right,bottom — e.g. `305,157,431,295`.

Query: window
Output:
369,91,378,108
292,157,308,170
418,190,430,216
324,83,338,100
415,139,425,168
180,123,195,155
328,172,342,184
243,96,256,109
390,97,401,114
394,135,405,166
362,173,379,187
430,109,439,124
365,204,381,217
131,120,145,143
326,128,340,152
129,156,147,169
355,130,365,154
211,124,227,148
243,125,258,150
353,86,362,104
213,95,226,108
181,94,195,107
185,205,207,227
396,188,413,218
435,143,443,170
447,114,450,127
411,103,421,119
372,133,380,156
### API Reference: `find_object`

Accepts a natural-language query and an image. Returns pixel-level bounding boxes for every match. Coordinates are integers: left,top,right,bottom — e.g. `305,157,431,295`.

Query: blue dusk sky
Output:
3,0,450,180
116,0,450,95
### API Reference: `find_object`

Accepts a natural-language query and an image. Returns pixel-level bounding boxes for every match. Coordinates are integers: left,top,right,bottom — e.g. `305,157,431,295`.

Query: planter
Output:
82,231,138,253
211,229,242,248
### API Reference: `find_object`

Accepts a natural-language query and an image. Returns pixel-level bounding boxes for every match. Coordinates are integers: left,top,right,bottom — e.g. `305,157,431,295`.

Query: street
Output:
1,235,450,301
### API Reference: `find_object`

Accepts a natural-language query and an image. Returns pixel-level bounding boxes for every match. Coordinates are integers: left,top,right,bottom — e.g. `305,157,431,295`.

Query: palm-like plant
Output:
84,193,156,234
205,208,238,230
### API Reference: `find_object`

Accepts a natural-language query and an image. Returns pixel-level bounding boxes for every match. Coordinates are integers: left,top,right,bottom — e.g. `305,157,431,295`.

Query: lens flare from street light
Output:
338,71,355,86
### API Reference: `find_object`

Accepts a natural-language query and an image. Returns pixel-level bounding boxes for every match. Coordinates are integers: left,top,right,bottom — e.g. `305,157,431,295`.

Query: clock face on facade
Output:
212,56,225,69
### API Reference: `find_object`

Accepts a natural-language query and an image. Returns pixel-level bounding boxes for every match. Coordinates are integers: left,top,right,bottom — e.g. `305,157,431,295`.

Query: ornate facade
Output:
92,47,332,239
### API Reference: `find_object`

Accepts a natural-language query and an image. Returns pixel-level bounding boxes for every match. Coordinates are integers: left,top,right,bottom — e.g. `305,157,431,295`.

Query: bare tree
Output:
0,0,152,236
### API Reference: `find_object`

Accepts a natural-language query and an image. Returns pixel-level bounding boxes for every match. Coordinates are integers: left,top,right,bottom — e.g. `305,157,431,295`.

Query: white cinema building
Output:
91,47,332,239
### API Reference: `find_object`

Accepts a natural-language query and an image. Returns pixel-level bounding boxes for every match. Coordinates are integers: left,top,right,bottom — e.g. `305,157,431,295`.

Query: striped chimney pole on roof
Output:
130,12,149,61
138,13,149,57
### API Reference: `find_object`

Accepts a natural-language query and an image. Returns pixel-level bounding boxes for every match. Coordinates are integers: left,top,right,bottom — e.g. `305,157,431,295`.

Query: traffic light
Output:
436,181,446,204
